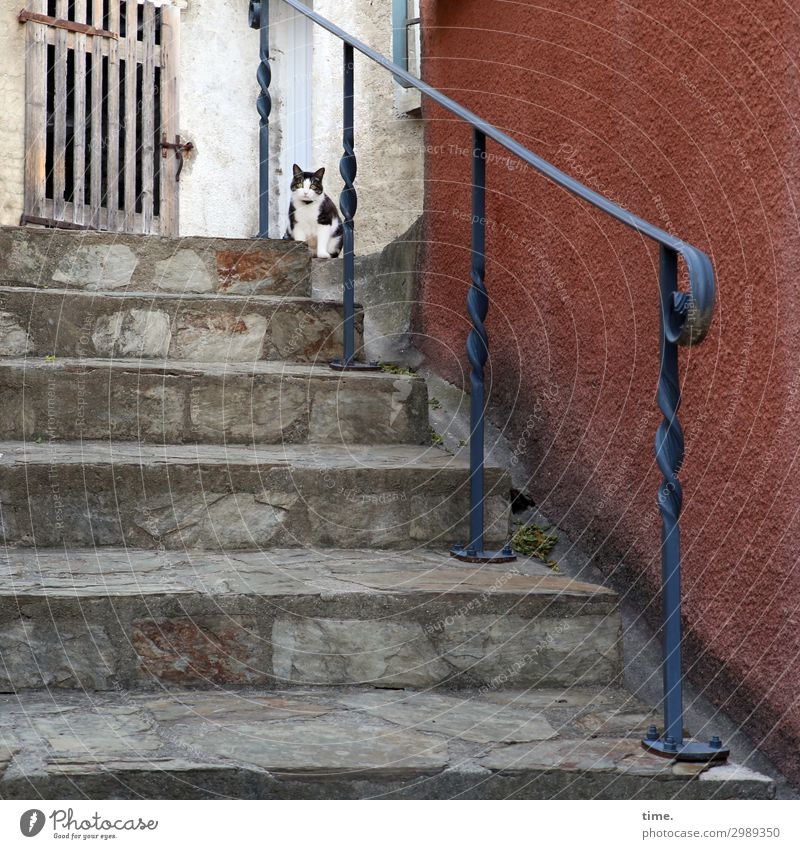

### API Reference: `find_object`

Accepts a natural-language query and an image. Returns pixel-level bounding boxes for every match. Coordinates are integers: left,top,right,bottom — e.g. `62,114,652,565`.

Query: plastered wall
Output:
0,0,28,227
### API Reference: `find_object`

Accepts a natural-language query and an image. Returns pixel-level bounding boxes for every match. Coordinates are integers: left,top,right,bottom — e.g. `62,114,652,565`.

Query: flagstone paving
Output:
0,687,774,799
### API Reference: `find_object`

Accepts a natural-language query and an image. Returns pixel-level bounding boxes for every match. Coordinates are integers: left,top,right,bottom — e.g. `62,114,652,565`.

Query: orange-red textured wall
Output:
418,0,800,783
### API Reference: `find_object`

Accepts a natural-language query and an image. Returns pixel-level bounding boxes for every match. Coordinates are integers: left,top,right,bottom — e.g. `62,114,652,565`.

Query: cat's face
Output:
291,165,325,203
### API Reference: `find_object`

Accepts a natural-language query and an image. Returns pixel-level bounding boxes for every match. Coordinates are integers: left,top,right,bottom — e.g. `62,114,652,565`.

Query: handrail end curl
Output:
672,244,716,347
248,1,261,29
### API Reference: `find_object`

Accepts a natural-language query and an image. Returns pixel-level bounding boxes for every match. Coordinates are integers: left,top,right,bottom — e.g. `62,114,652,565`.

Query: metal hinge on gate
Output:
18,9,118,39
160,134,194,181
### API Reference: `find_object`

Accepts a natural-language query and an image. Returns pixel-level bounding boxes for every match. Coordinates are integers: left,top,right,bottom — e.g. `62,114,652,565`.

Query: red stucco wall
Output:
418,0,800,782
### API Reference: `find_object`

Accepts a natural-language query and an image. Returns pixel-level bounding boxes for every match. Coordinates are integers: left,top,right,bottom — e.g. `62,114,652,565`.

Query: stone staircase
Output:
0,228,774,799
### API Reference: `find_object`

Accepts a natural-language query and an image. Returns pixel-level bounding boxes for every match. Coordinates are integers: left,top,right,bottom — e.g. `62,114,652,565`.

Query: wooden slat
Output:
123,0,138,231
141,2,156,232
106,0,121,230
52,0,69,221
159,4,180,236
23,1,48,220
72,0,87,225
43,27,163,65
89,0,104,227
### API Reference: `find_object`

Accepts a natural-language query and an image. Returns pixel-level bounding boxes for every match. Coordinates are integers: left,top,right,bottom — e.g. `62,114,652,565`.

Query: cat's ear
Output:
292,164,303,177
313,167,325,181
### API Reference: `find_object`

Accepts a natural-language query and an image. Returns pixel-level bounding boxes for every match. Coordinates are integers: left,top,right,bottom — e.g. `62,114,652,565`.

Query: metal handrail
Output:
247,0,726,765
257,0,715,343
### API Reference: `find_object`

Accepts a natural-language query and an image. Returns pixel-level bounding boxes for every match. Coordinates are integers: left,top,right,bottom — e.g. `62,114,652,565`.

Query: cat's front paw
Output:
316,251,332,259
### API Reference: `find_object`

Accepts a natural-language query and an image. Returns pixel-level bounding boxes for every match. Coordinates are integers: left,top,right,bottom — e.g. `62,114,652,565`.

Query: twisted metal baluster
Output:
655,245,686,750
249,2,271,237
451,129,514,564
339,43,357,363
330,42,378,371
645,247,726,761
466,129,489,554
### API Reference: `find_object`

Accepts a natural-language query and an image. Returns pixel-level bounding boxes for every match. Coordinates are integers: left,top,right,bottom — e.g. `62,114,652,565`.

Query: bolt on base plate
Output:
329,358,380,371
450,544,517,564
642,727,730,763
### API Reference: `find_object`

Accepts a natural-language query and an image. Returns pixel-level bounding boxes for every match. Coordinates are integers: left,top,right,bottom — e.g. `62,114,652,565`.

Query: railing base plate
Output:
641,738,730,763
450,545,517,564
329,359,381,371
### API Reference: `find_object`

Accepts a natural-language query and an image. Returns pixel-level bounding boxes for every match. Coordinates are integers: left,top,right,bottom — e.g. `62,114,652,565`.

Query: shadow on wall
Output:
310,216,424,365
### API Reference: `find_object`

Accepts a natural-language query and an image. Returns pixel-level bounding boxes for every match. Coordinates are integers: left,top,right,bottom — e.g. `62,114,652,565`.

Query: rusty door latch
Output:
160,134,194,181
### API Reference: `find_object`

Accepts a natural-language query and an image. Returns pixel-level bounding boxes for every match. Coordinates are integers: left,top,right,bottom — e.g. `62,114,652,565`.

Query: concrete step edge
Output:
0,285,350,307
0,356,418,381
0,440,500,472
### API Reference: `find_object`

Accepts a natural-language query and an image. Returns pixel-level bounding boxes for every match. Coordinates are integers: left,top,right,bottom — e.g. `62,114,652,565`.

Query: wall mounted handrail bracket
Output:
247,0,722,763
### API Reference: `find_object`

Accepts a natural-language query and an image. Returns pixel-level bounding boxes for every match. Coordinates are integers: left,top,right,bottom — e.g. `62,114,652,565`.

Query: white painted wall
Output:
0,0,28,227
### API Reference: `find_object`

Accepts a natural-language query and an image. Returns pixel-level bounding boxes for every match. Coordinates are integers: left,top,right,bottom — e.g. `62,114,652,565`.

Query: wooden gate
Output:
20,0,181,235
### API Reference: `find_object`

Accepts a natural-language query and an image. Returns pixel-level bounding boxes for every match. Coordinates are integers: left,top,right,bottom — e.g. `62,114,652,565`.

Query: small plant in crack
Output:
428,396,442,410
429,427,444,446
379,362,416,376
511,522,560,571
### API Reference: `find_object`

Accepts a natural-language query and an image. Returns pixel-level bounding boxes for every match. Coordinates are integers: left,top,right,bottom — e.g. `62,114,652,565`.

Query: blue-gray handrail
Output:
248,0,726,765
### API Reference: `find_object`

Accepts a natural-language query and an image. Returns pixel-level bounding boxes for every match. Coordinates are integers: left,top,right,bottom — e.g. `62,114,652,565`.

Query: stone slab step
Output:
0,442,510,549
0,686,774,799
0,227,311,296
0,287,362,363
0,547,620,692
0,358,428,445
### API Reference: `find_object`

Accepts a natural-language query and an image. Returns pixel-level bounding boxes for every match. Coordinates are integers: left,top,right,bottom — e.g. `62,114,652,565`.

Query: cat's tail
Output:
329,221,343,257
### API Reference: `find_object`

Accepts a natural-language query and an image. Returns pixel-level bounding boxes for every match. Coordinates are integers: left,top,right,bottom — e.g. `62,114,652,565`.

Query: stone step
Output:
0,548,620,692
0,442,510,549
0,287,361,364
0,358,428,445
0,227,311,296
0,685,774,799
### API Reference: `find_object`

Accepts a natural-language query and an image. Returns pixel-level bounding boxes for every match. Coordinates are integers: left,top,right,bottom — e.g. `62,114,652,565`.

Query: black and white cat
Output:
283,165,343,258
